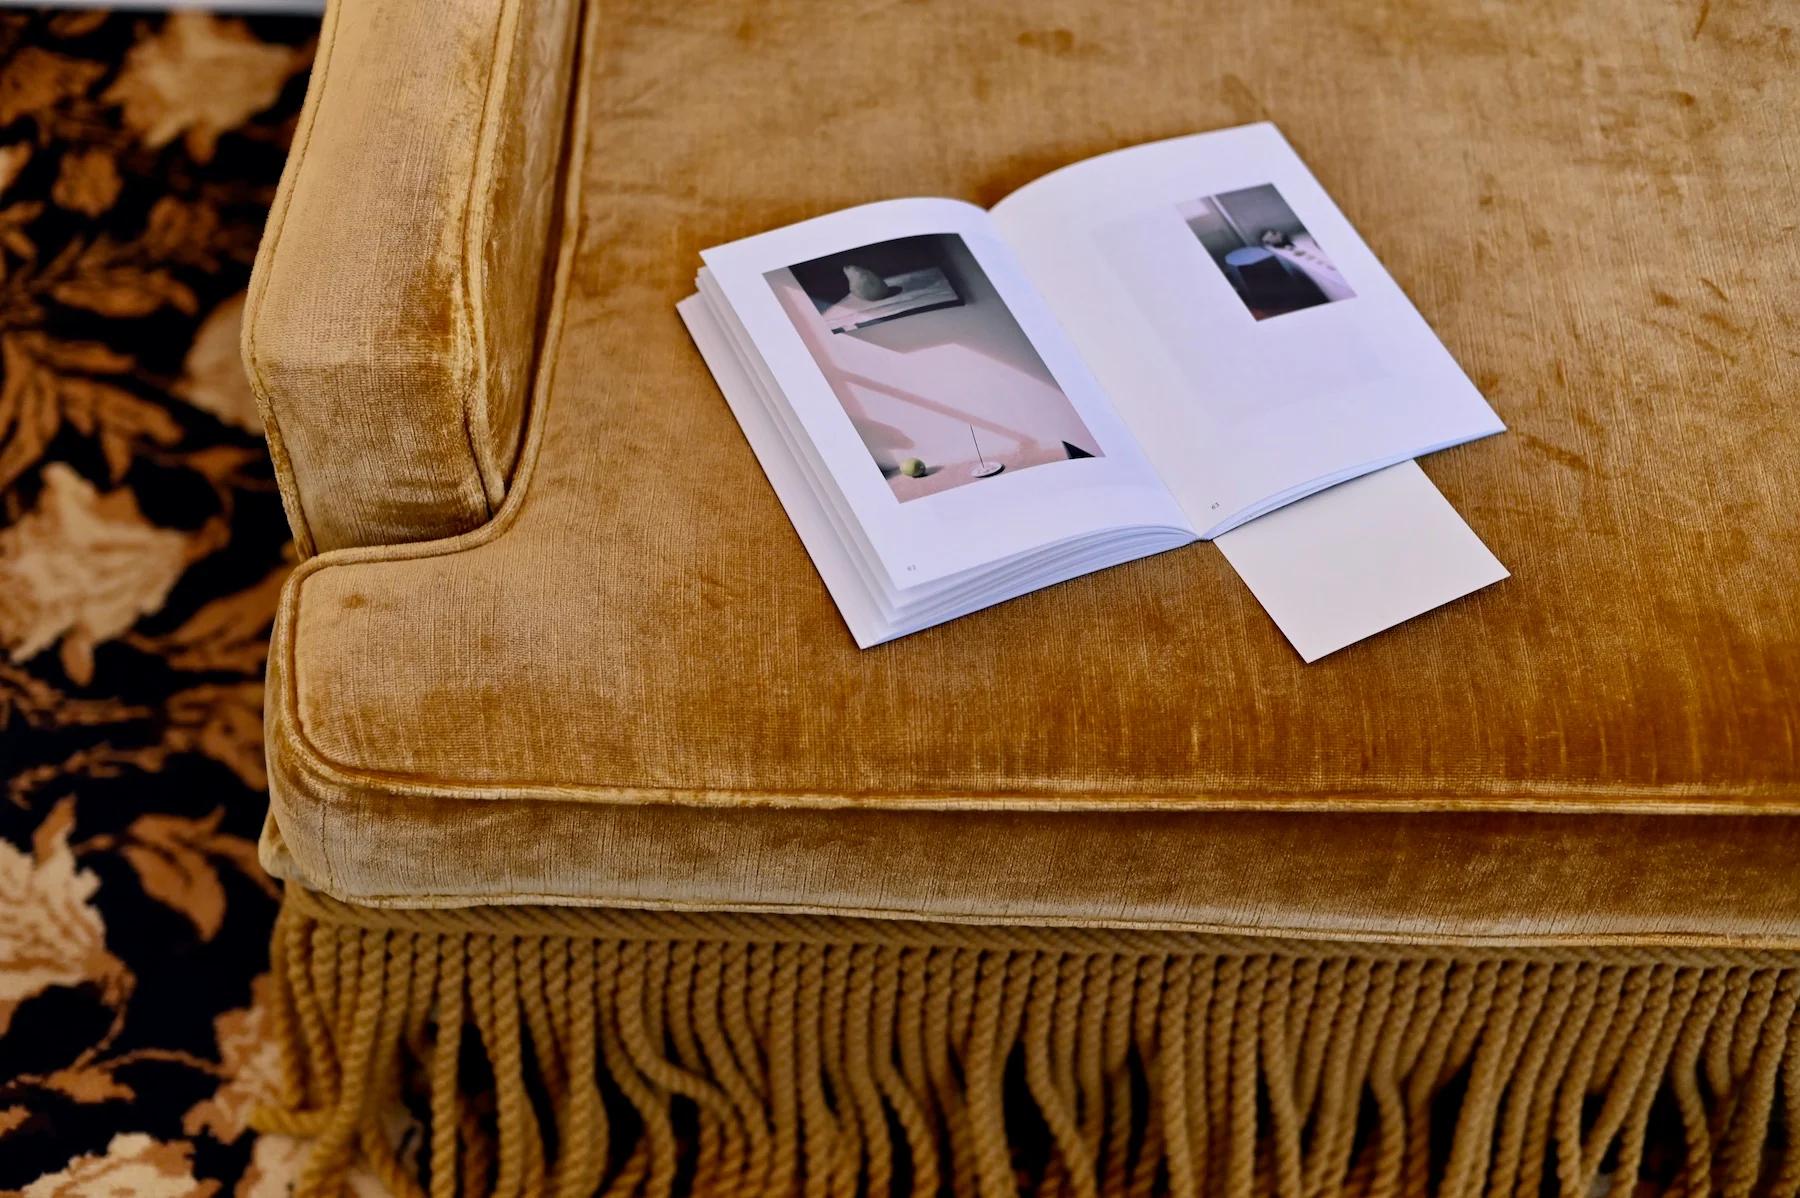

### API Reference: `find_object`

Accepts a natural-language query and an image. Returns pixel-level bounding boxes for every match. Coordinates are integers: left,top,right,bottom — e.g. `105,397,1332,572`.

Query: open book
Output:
679,124,1503,648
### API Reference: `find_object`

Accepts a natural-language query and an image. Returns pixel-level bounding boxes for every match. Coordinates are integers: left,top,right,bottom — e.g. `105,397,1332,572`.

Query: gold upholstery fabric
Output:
244,0,577,554
255,0,1799,936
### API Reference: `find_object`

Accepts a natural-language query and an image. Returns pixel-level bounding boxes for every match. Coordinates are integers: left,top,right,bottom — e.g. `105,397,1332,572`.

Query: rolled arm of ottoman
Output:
243,0,581,556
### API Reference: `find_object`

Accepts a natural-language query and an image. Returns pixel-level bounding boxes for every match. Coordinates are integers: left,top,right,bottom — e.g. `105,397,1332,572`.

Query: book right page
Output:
989,123,1503,537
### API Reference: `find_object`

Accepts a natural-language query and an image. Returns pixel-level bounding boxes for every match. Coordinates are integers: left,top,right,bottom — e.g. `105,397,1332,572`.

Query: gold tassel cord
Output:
255,889,1800,1198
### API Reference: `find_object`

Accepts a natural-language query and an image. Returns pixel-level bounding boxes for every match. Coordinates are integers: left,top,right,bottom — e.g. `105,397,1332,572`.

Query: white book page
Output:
990,124,1504,536
702,199,1191,588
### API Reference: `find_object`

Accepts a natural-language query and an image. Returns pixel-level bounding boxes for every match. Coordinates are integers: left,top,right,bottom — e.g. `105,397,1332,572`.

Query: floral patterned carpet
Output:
0,11,321,1194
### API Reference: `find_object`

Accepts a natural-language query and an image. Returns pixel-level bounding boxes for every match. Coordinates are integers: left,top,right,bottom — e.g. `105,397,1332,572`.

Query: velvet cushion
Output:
244,0,578,554
258,0,1799,940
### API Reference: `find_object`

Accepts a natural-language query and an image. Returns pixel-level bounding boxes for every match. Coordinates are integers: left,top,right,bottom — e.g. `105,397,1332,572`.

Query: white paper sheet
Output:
1213,460,1507,662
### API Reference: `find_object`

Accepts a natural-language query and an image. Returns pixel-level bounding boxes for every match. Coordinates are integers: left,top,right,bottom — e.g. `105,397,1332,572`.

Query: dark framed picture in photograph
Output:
1177,183,1356,320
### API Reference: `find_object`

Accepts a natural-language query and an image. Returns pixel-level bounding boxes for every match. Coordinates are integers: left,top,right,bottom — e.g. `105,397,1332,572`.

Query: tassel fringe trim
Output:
255,889,1800,1197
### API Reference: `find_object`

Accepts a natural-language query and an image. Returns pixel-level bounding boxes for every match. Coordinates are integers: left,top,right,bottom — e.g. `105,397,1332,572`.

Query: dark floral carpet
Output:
0,11,319,1194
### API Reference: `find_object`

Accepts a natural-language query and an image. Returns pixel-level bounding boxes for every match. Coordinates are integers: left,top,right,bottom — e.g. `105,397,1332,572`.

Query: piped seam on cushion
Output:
274,730,1800,816
454,0,521,517
275,886,1800,954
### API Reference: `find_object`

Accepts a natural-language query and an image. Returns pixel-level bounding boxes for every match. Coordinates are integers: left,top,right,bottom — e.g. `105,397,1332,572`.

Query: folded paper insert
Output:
1215,460,1508,661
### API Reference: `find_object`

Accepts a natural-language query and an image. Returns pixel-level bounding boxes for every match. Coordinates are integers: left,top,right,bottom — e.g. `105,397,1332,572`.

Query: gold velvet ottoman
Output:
243,0,1800,1195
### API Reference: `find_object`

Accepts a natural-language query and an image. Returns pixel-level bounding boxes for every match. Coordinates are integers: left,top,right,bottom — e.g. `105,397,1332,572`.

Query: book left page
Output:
700,199,1192,590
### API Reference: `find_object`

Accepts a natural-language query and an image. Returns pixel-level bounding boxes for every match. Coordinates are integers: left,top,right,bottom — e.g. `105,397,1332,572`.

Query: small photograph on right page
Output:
1177,184,1355,321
